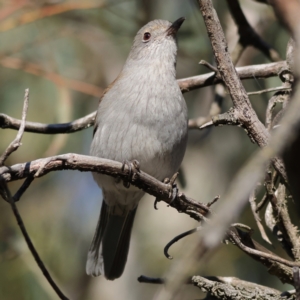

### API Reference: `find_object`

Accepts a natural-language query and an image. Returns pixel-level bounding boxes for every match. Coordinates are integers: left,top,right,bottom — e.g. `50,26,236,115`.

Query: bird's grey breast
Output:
91,64,187,180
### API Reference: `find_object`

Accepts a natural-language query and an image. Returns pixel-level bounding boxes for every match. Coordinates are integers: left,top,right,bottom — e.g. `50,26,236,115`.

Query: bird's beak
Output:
167,17,185,36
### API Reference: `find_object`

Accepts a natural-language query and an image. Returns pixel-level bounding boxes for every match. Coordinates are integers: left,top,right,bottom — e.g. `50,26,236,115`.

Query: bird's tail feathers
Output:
86,201,137,280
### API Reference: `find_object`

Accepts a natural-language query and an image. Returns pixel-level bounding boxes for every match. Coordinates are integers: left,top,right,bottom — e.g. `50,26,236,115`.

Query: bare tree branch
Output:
267,183,300,261
0,89,29,165
249,189,271,244
138,276,165,284
0,180,69,300
195,0,287,182
0,111,96,134
228,227,293,284
0,92,69,300
0,154,211,221
192,275,295,300
229,227,297,271
178,61,287,93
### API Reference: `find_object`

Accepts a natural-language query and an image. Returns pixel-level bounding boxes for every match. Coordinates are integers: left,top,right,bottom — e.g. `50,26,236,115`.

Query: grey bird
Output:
86,17,188,280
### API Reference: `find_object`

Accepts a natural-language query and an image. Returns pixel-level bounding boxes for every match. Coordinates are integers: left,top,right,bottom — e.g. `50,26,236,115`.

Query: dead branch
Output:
248,188,271,244
0,90,69,300
192,275,295,300
0,111,96,134
267,183,300,261
0,154,210,221
228,227,294,284
197,0,287,183
0,180,69,300
178,61,286,93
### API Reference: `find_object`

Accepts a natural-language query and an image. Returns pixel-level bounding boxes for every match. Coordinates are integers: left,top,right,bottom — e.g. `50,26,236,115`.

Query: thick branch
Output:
198,0,287,183
199,1,268,142
0,154,210,221
192,275,295,300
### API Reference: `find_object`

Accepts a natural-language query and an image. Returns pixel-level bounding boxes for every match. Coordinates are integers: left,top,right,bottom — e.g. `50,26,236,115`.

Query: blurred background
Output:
0,0,291,299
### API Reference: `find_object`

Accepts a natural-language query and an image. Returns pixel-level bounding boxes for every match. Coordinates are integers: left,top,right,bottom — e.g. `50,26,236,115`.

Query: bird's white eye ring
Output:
143,32,151,42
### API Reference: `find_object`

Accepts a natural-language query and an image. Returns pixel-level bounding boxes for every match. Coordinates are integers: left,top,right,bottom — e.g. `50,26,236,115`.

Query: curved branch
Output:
164,227,201,259
0,153,210,221
228,228,294,284
0,111,96,134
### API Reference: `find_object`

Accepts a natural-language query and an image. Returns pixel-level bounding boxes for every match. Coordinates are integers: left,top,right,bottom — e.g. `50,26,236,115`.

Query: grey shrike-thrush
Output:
86,17,188,280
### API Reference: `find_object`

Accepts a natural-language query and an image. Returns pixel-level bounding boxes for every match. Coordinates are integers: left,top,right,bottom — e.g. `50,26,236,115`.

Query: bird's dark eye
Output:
143,32,151,42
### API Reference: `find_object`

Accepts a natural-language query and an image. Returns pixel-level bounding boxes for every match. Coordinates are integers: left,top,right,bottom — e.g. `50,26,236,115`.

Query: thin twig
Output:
229,228,300,268
0,111,96,134
256,194,268,213
249,188,272,244
12,175,35,202
138,276,165,284
199,120,213,129
164,227,201,259
0,89,69,299
270,183,300,261
137,275,193,284
228,228,293,284
227,0,282,62
178,61,287,93
207,195,220,208
0,89,29,165
188,116,209,129
248,86,291,96
0,180,69,300
199,59,219,74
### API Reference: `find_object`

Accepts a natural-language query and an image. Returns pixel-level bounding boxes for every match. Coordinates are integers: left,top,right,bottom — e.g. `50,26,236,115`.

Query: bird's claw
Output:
121,159,141,188
155,172,179,209
154,198,160,210
168,172,179,205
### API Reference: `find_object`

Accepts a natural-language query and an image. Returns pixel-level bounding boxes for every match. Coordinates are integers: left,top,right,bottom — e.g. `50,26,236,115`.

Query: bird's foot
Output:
168,172,179,204
154,172,179,209
121,159,140,188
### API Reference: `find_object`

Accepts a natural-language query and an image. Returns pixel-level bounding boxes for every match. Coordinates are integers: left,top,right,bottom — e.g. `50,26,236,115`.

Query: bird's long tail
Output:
86,201,137,280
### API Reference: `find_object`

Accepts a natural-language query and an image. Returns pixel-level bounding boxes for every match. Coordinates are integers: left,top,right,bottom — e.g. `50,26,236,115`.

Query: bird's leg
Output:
121,159,141,188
